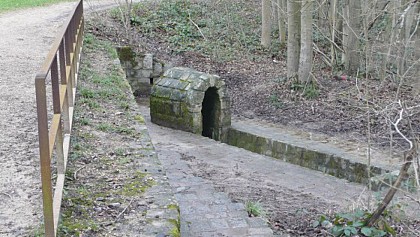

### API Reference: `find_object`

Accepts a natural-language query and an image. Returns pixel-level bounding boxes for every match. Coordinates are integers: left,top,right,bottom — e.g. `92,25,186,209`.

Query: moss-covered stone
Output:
225,126,388,189
150,67,231,141
116,46,137,67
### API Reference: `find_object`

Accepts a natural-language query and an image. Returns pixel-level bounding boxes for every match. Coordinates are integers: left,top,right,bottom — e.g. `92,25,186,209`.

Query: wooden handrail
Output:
35,1,84,236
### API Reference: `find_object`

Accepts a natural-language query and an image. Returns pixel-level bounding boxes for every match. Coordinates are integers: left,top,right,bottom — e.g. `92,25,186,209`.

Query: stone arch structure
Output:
150,67,231,141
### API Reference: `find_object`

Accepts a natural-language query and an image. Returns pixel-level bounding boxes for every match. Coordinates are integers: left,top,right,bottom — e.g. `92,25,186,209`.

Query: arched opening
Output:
201,87,221,140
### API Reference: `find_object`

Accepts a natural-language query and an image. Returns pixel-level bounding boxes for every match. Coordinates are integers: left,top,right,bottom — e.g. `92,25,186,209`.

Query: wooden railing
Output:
35,0,84,236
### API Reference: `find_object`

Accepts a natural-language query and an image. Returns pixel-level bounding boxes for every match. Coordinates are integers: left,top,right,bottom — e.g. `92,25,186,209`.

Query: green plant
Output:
32,225,45,237
84,33,96,45
119,101,130,110
115,147,126,156
303,83,320,99
79,118,90,126
78,97,100,109
97,123,113,132
290,81,320,99
245,200,266,217
314,209,396,237
269,93,283,109
79,88,95,99
115,126,135,135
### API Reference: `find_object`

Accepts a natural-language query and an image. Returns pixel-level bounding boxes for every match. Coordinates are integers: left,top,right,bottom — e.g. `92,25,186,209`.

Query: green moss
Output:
117,46,137,67
119,172,156,196
353,162,368,183
167,204,179,211
301,150,318,169
134,114,145,124
59,218,99,236
168,219,181,237
168,204,181,237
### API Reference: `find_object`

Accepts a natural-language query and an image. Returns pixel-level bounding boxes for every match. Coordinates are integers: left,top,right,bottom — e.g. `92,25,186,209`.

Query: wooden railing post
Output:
35,76,55,237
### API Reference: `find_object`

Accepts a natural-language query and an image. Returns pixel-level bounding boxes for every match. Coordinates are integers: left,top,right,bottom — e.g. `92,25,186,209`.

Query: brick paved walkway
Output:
158,149,274,237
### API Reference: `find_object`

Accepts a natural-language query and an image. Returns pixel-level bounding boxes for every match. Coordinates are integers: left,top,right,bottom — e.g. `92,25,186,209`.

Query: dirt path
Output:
0,1,140,235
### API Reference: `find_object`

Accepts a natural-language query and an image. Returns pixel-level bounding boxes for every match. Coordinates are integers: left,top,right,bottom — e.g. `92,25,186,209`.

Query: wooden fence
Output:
35,0,84,236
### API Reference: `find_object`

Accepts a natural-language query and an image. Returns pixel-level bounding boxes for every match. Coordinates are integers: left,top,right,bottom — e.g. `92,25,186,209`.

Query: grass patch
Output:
78,97,100,109
115,126,135,135
79,88,95,99
0,0,75,13
245,200,266,217
97,122,113,132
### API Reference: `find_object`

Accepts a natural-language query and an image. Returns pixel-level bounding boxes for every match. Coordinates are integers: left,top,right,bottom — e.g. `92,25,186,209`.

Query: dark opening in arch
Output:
201,87,221,139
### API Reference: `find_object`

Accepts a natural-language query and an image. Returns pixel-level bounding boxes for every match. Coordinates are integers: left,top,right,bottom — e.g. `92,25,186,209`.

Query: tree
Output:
329,0,338,66
342,0,361,75
298,0,313,82
287,0,301,80
277,0,287,44
261,0,272,47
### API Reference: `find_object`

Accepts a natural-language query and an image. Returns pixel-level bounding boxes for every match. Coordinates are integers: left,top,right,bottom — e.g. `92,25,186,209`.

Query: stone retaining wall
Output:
117,47,171,96
226,125,387,188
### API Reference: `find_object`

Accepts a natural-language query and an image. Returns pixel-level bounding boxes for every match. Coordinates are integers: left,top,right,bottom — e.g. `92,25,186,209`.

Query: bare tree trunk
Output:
261,0,272,48
278,0,287,44
329,0,337,67
380,0,397,81
342,0,361,75
400,1,419,75
272,0,278,25
287,0,301,80
298,0,313,82
412,5,420,95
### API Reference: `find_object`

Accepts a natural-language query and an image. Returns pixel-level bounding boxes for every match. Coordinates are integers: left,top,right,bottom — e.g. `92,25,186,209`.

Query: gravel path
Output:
0,1,138,235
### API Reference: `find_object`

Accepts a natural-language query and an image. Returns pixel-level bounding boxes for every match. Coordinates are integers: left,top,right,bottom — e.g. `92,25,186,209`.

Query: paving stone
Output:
246,217,270,228
228,202,245,211
189,219,214,232
208,204,228,213
248,227,274,235
227,217,249,228
217,227,249,236
210,218,229,229
204,212,228,219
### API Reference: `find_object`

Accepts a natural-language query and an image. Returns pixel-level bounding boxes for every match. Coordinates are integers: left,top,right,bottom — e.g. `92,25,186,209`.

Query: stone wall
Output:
117,47,171,96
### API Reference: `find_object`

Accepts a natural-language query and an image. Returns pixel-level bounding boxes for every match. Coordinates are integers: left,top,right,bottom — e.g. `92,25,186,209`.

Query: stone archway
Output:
150,67,231,141
201,87,221,139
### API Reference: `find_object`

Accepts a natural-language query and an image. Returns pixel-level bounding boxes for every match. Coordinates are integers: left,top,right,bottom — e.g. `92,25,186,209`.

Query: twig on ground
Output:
116,198,135,220
189,12,207,40
0,192,12,199
404,194,420,206
74,165,86,180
